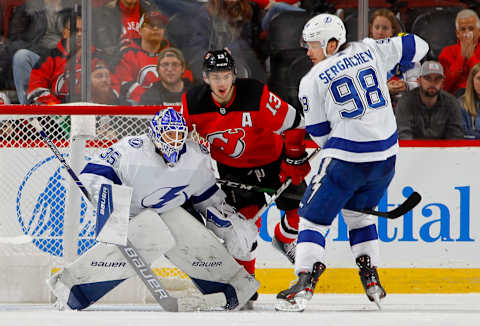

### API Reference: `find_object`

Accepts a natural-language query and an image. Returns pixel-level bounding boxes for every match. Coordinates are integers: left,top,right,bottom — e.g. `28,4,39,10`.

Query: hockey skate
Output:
271,236,296,264
275,262,326,312
356,255,386,310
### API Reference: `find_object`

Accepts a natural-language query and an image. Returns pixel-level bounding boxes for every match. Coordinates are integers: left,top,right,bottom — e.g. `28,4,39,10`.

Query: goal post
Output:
0,104,196,304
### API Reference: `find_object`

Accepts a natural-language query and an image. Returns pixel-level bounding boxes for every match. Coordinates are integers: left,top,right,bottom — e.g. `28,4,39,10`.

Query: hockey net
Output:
0,104,200,302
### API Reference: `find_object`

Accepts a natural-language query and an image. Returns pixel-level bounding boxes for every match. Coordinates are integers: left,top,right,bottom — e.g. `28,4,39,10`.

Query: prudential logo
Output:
16,155,96,256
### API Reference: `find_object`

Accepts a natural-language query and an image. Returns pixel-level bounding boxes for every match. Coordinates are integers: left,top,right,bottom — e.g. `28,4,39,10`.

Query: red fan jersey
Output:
114,38,193,104
181,78,300,168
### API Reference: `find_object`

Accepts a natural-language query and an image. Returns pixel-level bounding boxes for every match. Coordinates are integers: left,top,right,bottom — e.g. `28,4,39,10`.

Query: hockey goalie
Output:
47,108,259,311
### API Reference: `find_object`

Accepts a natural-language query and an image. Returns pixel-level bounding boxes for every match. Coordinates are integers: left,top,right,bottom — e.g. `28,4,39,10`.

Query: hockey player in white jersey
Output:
275,14,429,312
47,108,259,311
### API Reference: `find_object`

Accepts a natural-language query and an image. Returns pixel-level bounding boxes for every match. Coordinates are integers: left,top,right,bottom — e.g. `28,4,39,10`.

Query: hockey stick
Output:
220,178,422,219
252,148,322,224
221,149,421,220
28,118,217,312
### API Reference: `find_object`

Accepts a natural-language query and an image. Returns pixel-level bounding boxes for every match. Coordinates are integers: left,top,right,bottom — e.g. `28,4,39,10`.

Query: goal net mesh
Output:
0,105,199,302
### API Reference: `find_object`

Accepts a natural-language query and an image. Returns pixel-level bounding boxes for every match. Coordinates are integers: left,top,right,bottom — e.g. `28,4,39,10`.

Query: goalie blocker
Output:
47,207,259,310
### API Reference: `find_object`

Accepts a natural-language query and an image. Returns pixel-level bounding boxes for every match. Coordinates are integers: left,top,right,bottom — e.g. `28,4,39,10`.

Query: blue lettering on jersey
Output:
319,49,373,84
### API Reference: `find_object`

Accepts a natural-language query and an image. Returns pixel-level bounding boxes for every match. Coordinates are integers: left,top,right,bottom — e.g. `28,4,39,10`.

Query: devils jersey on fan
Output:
181,78,299,168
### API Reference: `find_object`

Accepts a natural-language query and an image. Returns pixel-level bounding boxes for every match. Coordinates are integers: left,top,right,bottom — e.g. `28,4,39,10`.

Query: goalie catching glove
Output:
205,202,258,261
280,128,311,185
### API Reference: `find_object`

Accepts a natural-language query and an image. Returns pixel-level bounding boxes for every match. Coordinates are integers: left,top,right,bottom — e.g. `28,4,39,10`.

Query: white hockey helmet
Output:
302,13,346,57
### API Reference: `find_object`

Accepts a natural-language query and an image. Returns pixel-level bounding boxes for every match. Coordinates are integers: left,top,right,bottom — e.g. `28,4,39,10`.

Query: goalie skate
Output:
356,255,386,310
271,236,296,264
275,262,326,312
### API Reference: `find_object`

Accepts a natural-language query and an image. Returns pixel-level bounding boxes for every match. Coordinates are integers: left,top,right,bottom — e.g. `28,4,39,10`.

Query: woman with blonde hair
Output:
368,8,402,39
459,62,480,138
368,8,419,107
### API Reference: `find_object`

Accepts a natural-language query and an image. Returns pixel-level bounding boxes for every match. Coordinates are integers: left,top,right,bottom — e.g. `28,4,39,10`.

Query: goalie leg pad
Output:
161,207,259,310
47,210,170,310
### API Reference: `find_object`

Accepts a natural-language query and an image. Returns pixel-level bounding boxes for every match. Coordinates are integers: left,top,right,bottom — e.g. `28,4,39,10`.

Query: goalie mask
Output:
302,13,346,57
149,108,188,167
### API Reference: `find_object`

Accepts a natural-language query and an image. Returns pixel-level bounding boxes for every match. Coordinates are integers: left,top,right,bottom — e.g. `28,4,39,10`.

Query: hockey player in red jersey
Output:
180,49,310,306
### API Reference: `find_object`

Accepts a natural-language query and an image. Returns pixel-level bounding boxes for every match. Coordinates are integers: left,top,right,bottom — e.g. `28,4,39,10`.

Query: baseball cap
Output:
158,47,185,66
420,61,444,77
139,11,168,29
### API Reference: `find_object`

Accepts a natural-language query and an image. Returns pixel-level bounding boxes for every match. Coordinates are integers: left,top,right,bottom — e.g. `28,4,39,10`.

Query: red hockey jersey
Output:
181,78,299,168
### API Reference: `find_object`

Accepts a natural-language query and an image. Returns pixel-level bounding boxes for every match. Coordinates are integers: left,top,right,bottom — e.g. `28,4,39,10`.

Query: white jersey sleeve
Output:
362,34,429,75
299,33,428,162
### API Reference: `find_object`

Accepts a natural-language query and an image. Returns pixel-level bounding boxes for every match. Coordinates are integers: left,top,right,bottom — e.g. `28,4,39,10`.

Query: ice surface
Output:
0,294,479,326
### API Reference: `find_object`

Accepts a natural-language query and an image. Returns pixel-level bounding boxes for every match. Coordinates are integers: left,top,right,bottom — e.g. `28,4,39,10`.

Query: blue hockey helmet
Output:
149,108,188,167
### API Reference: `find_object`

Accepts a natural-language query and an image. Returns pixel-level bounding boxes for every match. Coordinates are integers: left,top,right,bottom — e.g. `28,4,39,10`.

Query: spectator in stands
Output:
114,11,193,105
0,91,10,104
395,60,464,140
458,62,480,139
90,58,120,105
150,0,203,18
92,0,155,66
139,47,193,106
26,10,85,104
439,9,480,96
166,0,266,82
251,0,304,34
10,0,67,104
0,0,27,91
369,8,420,105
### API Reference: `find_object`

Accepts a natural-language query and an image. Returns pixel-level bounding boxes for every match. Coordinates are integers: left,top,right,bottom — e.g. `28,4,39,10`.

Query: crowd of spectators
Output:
1,0,480,140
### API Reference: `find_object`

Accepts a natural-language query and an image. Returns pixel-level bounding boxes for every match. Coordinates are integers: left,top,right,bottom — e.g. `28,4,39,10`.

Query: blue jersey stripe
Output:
323,131,397,153
400,34,415,66
349,224,378,246
298,229,326,248
80,163,122,185
306,121,331,137
191,184,219,204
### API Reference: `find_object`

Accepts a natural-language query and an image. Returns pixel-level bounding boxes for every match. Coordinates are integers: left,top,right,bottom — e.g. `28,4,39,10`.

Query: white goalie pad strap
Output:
205,206,257,260
96,184,133,246
160,207,259,310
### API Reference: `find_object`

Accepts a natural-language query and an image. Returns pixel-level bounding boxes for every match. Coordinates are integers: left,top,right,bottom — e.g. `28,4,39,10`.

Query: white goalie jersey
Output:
79,135,224,217
299,34,429,162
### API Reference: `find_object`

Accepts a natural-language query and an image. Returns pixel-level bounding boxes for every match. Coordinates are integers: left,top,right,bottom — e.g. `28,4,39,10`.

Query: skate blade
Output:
367,286,383,311
177,292,227,312
371,292,382,311
274,298,307,312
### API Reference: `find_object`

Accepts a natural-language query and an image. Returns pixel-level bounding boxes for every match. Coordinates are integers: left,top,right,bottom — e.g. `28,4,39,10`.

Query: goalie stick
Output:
219,178,422,220
28,118,222,312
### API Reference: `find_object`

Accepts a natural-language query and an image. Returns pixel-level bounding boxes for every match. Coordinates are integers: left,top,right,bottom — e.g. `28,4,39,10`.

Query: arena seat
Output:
410,7,462,60
268,11,313,102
